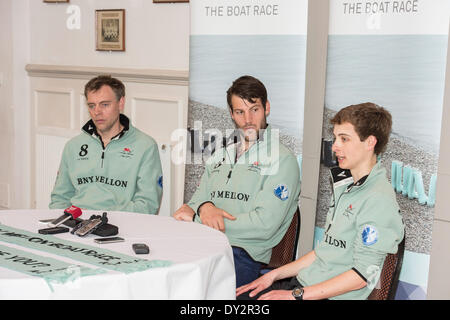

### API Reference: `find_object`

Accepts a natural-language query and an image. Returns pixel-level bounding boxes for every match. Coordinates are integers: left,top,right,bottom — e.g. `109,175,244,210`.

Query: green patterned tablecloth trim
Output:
0,224,172,274
0,243,105,290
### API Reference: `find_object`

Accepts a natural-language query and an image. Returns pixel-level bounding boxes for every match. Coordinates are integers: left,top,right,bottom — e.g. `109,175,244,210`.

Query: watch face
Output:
292,287,303,298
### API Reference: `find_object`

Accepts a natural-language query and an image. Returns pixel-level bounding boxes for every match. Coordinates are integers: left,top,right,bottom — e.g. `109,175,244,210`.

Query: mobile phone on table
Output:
94,237,125,244
75,218,103,237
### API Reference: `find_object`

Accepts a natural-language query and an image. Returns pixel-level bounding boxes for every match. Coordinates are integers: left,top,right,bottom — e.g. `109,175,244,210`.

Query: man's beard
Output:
232,119,268,143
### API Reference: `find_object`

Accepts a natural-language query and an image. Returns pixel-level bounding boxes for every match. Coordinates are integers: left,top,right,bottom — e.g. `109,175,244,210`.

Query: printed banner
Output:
189,0,308,141
317,0,449,299
329,0,449,35
186,0,308,201
0,243,103,288
191,0,308,35
0,224,172,273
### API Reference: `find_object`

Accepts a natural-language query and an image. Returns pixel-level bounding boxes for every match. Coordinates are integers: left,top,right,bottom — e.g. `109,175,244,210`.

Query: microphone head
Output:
64,205,82,219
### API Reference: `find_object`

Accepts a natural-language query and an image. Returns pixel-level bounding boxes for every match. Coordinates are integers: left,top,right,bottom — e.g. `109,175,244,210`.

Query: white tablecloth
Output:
0,209,236,299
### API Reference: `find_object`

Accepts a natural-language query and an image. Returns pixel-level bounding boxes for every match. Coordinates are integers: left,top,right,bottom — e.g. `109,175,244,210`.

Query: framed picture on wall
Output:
153,0,189,3
95,9,125,51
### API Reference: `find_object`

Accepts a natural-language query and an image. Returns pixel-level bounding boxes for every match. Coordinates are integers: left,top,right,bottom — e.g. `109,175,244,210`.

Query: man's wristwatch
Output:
292,287,304,300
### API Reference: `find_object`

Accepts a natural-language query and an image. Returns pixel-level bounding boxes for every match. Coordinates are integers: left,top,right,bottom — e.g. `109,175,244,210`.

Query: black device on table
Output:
48,205,82,227
39,211,118,238
94,237,125,244
72,212,108,237
38,226,70,235
132,243,150,254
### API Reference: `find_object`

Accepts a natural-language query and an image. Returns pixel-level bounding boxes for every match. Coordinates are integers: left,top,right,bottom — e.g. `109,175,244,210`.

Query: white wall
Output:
1,0,190,209
29,0,190,70
0,0,14,208
427,23,450,299
0,0,32,210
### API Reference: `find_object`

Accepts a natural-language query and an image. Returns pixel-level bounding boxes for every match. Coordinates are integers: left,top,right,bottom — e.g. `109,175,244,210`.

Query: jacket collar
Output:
82,114,130,142
330,161,384,191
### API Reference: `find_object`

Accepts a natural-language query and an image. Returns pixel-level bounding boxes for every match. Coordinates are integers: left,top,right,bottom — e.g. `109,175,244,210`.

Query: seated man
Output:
174,75,301,287
49,75,163,214
236,102,404,300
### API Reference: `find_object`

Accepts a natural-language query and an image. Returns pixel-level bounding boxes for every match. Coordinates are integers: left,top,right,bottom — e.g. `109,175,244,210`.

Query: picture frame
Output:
95,9,125,52
43,0,70,2
153,0,189,3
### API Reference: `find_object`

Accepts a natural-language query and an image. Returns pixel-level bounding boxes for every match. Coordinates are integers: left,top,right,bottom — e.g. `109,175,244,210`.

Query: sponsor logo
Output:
343,204,354,218
120,147,134,158
248,162,261,173
366,265,381,290
77,176,128,188
324,233,347,249
362,225,378,246
210,190,250,202
274,184,289,201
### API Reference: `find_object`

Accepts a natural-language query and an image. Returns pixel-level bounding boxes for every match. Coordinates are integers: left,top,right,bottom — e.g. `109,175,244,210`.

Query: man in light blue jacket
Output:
174,76,301,287
50,75,163,214
237,102,404,300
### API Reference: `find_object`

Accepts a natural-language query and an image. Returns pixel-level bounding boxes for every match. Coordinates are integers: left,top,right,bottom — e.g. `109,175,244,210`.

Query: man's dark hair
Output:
330,102,392,155
226,75,268,111
84,75,125,101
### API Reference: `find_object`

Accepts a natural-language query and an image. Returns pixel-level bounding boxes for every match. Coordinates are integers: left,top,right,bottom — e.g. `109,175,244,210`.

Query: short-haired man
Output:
174,75,301,287
49,75,163,214
237,102,404,300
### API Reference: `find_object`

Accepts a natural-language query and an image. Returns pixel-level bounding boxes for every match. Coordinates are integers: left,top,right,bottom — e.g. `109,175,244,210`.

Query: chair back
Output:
266,207,301,269
368,237,405,300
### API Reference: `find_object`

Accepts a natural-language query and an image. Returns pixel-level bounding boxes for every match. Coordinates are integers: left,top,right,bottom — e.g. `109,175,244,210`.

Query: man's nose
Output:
93,104,102,115
244,111,253,123
332,140,339,152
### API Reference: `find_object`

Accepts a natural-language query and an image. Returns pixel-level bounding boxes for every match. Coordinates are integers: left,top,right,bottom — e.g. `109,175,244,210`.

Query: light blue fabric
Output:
0,243,104,290
0,224,172,273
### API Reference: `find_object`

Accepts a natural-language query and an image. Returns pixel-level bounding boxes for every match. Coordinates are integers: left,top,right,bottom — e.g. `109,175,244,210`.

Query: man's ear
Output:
265,101,270,117
366,135,377,151
119,96,125,113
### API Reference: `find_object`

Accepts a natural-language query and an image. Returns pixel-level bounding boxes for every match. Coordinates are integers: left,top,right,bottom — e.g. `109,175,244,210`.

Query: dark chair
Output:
367,236,405,300
261,208,301,273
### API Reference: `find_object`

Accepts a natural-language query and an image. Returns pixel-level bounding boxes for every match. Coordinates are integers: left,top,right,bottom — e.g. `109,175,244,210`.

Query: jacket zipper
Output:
101,150,105,168
226,169,232,184
224,145,236,184
326,183,352,233
224,140,259,184
99,135,123,169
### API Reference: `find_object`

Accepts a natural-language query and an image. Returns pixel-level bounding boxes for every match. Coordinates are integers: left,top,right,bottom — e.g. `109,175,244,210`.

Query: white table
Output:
0,209,236,299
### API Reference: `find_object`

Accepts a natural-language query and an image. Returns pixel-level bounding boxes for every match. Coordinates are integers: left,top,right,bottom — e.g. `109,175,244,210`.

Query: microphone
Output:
48,206,82,227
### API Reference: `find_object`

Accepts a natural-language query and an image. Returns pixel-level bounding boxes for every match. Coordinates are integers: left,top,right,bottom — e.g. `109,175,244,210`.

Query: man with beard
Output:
174,75,301,287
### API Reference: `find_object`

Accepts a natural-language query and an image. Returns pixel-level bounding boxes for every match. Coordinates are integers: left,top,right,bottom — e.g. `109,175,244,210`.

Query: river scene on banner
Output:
325,34,448,155
189,35,307,141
